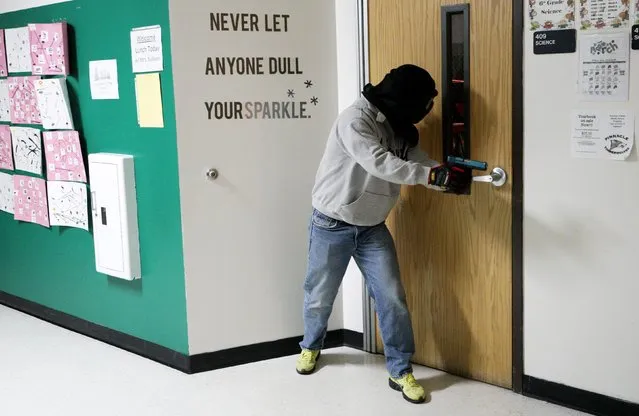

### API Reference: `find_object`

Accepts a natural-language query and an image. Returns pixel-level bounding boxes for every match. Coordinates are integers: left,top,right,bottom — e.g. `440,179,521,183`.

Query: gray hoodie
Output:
312,97,440,226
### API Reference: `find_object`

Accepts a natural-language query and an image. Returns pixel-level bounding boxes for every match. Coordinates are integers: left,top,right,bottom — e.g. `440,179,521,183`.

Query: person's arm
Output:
337,114,432,186
406,145,440,168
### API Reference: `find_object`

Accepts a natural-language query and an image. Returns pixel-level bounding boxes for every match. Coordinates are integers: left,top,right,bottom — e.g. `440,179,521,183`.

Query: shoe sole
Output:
388,378,426,404
296,351,321,375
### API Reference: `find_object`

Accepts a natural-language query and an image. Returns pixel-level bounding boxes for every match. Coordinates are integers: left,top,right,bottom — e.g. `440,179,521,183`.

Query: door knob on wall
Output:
206,168,219,181
472,167,507,187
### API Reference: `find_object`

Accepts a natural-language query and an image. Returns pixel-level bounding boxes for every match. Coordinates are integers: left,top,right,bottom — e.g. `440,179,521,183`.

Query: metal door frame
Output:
356,0,379,355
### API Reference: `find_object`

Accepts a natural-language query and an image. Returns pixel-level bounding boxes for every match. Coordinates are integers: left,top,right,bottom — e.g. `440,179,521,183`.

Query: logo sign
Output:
604,134,631,156
533,29,577,55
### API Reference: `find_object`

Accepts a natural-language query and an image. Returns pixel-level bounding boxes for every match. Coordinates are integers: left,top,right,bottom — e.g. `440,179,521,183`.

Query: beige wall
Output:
523,3,639,403
169,0,339,354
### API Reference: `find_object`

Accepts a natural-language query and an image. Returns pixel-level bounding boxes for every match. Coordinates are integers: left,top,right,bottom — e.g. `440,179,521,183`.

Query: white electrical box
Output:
88,153,141,281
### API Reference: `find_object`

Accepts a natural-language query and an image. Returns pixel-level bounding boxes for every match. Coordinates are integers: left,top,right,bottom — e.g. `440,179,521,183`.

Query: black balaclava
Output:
362,64,438,152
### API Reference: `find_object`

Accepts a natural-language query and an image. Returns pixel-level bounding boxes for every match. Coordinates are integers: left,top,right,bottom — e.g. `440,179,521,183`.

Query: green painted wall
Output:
0,0,189,354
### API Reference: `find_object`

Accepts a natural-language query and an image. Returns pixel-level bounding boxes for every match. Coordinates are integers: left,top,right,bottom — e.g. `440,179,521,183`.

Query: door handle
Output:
90,191,97,217
472,167,507,187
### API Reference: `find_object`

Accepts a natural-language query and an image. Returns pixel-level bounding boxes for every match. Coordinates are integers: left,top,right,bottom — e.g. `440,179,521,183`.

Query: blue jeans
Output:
300,209,415,378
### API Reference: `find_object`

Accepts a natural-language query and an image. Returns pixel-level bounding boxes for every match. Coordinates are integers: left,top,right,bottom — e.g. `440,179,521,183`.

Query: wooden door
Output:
369,0,513,387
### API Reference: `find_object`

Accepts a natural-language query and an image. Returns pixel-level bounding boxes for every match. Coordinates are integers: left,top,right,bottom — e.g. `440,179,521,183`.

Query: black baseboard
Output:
0,291,364,374
189,329,355,373
524,376,639,416
343,329,364,350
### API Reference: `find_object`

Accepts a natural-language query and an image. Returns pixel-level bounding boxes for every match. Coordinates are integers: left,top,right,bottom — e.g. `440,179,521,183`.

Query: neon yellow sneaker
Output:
296,349,321,375
389,373,426,404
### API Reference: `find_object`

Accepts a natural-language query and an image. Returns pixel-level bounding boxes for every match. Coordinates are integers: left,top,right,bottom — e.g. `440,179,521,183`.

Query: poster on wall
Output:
572,110,635,160
11,126,42,175
0,79,10,122
89,59,119,100
135,72,164,128
0,125,13,170
0,29,8,77
579,33,629,102
579,0,630,30
5,27,31,74
43,131,87,183
130,25,163,73
13,174,49,227
28,22,70,76
9,76,42,125
0,171,13,214
529,0,576,31
47,180,89,230
35,78,74,130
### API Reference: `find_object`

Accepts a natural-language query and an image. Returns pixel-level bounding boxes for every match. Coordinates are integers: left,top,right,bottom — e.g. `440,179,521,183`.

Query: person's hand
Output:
427,164,470,192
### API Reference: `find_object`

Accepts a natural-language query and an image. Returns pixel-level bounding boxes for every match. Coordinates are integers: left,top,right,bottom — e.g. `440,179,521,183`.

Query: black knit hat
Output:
362,64,438,149
365,64,437,125
382,64,438,110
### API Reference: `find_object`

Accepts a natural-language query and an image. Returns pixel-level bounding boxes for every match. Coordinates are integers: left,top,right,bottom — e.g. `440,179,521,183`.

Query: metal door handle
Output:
206,168,219,181
472,167,507,187
90,191,97,217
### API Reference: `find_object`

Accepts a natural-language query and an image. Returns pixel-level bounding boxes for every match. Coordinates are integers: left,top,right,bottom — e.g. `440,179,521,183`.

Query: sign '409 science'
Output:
204,12,321,121
533,29,577,54
530,0,577,54
633,25,639,50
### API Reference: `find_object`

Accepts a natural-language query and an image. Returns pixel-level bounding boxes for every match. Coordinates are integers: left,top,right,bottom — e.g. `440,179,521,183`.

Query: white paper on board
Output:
35,78,74,130
47,180,89,230
0,79,10,122
0,171,14,214
89,59,119,100
10,126,42,175
5,27,31,73
579,33,630,102
130,25,163,73
571,110,635,160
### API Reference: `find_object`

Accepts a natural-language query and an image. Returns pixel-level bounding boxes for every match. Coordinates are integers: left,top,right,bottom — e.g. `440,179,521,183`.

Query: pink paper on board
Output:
8,76,42,125
13,174,49,227
0,125,13,170
0,30,8,77
43,131,86,183
29,23,69,76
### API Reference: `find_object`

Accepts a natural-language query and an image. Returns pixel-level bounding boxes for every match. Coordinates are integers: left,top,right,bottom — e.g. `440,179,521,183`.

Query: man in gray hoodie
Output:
296,64,467,404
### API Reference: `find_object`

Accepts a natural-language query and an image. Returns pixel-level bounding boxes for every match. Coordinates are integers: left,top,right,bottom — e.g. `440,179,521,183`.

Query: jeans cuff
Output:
391,368,413,379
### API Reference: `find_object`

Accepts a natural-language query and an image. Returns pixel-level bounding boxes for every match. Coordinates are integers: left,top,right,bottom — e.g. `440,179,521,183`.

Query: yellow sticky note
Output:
135,73,164,128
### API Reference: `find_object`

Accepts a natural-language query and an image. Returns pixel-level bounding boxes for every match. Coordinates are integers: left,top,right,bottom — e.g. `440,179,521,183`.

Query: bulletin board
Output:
0,0,189,354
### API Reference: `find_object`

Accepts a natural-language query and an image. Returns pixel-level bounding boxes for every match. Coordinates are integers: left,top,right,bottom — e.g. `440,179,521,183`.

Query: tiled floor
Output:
0,305,585,416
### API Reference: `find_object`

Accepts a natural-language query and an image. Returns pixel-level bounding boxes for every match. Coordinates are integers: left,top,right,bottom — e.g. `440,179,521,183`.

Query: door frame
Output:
356,0,380,356
357,0,525,393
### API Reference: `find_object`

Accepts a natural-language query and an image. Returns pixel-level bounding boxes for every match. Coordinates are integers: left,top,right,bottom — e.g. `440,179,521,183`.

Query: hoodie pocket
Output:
338,191,397,226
